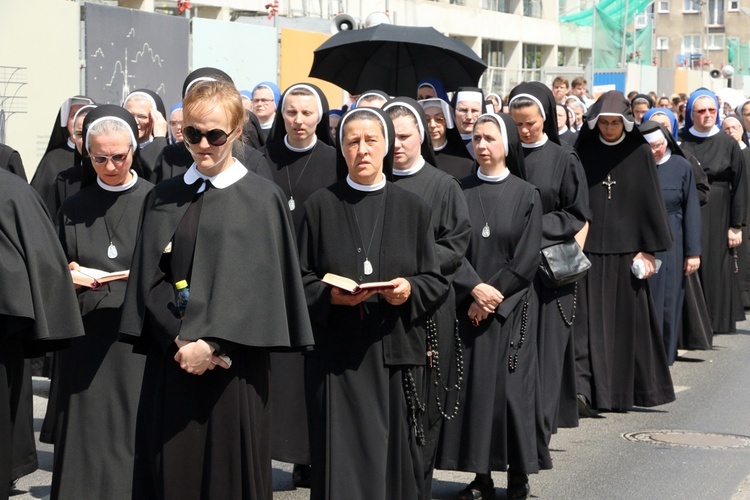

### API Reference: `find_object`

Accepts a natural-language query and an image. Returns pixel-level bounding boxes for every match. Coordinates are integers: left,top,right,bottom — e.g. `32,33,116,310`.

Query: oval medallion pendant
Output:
288,197,296,211
364,259,373,276
481,224,490,238
107,243,118,259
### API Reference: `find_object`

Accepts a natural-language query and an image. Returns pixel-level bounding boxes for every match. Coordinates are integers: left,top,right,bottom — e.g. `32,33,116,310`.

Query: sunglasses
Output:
693,107,716,116
89,146,132,166
182,126,231,146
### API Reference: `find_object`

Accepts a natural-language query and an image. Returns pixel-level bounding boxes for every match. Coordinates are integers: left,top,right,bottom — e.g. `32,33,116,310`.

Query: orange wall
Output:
673,68,688,95
280,28,344,109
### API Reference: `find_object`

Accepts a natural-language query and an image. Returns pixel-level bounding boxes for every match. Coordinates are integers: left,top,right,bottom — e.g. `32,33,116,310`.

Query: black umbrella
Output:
309,24,487,97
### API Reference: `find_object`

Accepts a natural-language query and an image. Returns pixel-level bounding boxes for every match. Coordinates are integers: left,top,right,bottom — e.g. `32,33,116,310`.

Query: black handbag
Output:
538,239,591,288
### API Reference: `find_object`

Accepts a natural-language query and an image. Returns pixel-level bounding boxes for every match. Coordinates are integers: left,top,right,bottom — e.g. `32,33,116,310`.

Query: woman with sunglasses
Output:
680,89,748,337
45,105,152,499
120,80,313,499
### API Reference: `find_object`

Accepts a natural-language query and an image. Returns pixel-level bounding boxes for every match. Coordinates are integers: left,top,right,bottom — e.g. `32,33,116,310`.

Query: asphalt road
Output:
14,316,750,499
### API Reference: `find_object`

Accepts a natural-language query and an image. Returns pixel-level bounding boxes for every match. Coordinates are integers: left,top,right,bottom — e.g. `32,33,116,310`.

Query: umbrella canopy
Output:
309,24,487,97
715,87,747,110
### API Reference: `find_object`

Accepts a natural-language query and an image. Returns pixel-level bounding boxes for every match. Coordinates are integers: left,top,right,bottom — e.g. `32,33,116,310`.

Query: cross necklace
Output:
602,174,616,200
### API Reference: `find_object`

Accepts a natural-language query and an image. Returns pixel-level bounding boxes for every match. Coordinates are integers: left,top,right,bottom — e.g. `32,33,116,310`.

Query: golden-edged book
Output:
70,266,129,289
321,273,396,294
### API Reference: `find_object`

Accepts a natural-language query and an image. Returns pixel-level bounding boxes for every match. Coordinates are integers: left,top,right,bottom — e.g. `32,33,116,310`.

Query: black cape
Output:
576,132,675,410
0,144,26,181
30,144,76,218
0,170,85,493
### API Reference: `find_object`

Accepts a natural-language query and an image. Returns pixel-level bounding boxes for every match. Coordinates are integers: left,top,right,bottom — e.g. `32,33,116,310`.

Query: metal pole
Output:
622,0,629,68
591,1,596,91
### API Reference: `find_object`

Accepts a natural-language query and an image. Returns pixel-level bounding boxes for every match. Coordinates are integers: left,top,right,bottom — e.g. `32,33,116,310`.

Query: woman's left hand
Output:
380,278,411,306
728,228,743,248
684,255,700,275
174,339,214,375
633,251,656,279
468,301,490,326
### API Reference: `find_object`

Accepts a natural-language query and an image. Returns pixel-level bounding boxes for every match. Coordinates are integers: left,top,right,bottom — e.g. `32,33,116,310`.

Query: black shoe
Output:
457,477,495,499
9,480,25,496
507,472,530,500
577,394,605,419
292,464,311,489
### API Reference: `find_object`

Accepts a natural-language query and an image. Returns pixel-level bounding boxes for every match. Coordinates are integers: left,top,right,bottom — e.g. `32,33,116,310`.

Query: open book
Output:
321,273,396,294
70,266,129,289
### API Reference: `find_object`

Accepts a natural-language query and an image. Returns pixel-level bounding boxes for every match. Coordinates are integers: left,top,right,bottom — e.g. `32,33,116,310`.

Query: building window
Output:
523,0,542,17
707,34,725,50
657,1,670,12
728,0,739,11
707,0,725,25
657,37,670,50
523,44,541,69
482,39,505,67
683,0,700,12
482,0,507,12
682,34,702,54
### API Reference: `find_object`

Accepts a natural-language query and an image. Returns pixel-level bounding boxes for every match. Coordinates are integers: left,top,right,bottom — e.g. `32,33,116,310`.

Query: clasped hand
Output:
174,338,230,375
330,278,412,306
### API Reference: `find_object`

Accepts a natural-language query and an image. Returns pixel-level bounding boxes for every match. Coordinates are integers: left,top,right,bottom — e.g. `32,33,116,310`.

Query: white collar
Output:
183,159,248,193
97,170,138,192
460,132,473,140
689,125,720,137
656,149,672,165
346,175,386,192
392,157,426,177
477,167,510,183
740,142,747,150
67,138,76,150
284,134,317,153
433,140,447,152
138,136,154,149
260,119,274,129
521,133,548,149
600,132,626,146
558,126,568,134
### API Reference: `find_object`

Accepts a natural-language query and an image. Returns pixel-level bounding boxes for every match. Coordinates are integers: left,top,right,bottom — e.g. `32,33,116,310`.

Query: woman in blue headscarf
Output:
679,88,747,337
417,77,450,103
643,107,680,141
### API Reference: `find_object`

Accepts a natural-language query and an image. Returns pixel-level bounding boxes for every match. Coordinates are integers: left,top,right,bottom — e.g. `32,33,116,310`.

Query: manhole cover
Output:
623,430,750,450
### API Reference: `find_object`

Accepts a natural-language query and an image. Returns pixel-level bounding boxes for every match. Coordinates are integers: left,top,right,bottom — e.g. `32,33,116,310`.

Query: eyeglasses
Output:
132,114,150,123
252,98,274,105
693,107,716,116
182,126,231,146
89,146,132,166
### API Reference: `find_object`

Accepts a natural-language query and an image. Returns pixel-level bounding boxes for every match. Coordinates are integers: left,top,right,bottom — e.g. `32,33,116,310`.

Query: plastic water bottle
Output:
175,279,189,318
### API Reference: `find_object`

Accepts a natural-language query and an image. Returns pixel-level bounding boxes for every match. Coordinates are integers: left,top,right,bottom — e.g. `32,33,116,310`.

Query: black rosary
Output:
508,301,529,373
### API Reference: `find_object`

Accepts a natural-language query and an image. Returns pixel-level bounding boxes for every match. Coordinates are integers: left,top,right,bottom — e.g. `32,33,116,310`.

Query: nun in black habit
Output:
46,105,153,499
452,87,486,160
556,103,578,146
382,97,471,499
639,121,702,366
508,82,591,443
0,169,85,498
31,95,95,217
52,104,97,217
119,80,313,499
0,143,26,180
574,90,674,412
419,98,475,179
298,107,448,500
262,83,338,481
152,68,272,184
679,88,747,335
436,113,543,500
123,88,168,183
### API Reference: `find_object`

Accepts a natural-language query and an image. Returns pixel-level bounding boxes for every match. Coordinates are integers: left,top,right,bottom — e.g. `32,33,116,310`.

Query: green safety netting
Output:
728,38,750,76
561,3,653,70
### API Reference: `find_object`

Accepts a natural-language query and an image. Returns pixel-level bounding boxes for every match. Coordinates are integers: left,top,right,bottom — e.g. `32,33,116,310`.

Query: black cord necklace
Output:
99,184,132,259
477,174,509,239
284,142,317,211
351,187,387,276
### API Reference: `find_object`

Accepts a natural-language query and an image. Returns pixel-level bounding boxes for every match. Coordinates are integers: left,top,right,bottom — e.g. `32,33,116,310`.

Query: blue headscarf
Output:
685,88,721,130
417,77,450,104
642,107,679,141
239,90,253,101
251,81,282,107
